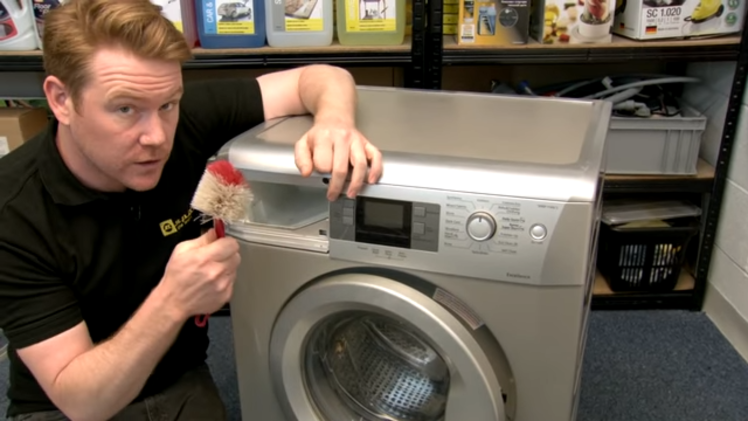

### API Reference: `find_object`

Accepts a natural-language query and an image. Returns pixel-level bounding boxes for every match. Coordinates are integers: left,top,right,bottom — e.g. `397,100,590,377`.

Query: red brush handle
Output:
195,219,226,328
214,218,225,238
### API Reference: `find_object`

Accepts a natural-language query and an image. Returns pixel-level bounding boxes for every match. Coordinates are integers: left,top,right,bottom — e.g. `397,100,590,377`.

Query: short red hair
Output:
43,0,194,104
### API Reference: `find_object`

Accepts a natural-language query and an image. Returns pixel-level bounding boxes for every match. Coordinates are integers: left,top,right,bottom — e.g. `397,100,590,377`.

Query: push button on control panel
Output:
413,222,425,235
530,224,547,240
342,200,355,225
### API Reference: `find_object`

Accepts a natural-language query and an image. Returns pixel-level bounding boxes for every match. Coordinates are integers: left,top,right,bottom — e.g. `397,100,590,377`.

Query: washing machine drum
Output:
268,272,512,421
309,313,450,420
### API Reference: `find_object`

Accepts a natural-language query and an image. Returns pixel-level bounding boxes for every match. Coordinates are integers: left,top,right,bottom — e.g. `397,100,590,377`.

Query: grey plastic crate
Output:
605,105,707,175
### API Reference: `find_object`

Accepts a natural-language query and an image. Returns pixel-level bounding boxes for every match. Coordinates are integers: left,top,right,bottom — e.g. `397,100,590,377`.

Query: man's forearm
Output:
298,65,357,126
52,285,185,421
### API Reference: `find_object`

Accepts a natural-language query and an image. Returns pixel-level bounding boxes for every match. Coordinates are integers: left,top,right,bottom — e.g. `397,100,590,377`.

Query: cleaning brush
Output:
190,159,252,327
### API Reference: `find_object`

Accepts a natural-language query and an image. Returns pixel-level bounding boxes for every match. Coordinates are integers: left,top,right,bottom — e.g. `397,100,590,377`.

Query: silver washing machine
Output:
218,87,611,421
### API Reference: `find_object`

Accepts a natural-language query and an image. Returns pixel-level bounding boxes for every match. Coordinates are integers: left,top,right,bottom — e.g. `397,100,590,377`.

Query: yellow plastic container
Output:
336,0,406,45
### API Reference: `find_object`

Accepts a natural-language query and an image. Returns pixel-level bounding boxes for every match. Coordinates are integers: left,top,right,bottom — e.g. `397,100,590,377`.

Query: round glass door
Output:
305,311,450,420
269,271,512,421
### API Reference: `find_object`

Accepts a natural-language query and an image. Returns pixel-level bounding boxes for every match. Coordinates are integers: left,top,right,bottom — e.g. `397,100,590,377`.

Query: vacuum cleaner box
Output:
612,0,744,40
456,0,530,45
530,0,616,44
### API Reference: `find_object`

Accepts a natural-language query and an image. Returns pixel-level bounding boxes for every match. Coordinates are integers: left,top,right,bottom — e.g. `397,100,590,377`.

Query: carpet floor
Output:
2,310,748,421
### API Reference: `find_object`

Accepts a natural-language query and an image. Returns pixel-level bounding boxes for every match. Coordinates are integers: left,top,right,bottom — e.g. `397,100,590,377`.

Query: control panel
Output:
329,196,440,252
328,187,591,287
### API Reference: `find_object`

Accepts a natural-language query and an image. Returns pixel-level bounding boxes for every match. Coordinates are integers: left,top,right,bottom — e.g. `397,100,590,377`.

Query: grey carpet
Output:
2,310,748,421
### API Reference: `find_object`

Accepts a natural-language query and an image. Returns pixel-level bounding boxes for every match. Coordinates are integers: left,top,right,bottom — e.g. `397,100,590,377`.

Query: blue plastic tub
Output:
195,0,266,48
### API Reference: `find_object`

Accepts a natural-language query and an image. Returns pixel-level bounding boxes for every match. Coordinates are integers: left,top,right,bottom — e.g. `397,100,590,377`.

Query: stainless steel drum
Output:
305,312,451,421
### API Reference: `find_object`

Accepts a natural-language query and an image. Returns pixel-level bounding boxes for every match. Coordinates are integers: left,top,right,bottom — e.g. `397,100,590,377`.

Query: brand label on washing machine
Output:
433,288,485,330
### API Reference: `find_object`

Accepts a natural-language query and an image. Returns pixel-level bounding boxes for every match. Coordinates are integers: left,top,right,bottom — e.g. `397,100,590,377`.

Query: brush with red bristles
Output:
190,160,252,327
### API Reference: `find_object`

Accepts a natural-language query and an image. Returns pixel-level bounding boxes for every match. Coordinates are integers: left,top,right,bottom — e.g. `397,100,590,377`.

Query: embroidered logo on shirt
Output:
159,208,195,237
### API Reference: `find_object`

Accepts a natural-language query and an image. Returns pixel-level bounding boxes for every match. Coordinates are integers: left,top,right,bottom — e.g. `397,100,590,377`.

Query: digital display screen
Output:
355,197,412,248
364,200,405,229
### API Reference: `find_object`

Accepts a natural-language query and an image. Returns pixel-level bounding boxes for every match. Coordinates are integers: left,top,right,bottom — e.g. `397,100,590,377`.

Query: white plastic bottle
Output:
31,0,66,50
265,0,333,47
0,0,39,51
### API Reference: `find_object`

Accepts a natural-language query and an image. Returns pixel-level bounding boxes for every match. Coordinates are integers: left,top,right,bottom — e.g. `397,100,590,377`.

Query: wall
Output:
684,62,748,361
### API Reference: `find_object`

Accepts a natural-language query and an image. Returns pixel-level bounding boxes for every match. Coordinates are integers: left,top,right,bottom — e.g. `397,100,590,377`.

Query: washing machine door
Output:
269,270,510,421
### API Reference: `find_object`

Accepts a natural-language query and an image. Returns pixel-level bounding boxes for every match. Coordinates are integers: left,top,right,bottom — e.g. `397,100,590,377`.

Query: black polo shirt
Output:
0,77,265,417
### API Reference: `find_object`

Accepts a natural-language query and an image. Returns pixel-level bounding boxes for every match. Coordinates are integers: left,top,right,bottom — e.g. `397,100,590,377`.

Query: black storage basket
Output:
597,219,699,292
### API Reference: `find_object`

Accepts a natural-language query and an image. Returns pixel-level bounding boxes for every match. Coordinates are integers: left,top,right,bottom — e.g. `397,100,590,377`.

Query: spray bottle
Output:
0,0,38,51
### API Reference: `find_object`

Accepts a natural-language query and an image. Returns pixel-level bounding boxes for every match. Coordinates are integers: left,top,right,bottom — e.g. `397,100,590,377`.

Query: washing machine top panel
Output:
218,86,611,202
257,89,589,165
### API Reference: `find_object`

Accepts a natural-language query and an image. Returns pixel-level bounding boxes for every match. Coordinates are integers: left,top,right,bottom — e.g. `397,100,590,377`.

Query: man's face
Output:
66,48,183,192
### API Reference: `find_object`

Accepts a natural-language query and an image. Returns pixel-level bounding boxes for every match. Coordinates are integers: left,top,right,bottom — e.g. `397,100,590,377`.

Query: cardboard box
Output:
613,0,744,40
531,0,617,44
0,108,49,157
456,0,530,45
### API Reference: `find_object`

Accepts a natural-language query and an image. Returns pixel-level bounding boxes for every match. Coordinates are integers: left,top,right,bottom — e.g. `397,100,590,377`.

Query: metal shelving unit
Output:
424,0,747,311
0,0,429,87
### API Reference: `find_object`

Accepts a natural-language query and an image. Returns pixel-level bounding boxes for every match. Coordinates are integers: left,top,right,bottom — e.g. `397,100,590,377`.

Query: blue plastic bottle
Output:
196,0,266,48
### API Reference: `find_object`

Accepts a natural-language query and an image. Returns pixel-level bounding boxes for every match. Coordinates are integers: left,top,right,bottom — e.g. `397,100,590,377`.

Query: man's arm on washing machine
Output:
257,65,383,200
257,64,357,124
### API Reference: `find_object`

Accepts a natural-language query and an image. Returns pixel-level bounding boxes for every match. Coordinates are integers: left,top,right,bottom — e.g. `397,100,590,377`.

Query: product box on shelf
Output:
613,0,744,40
530,0,617,44
456,0,530,44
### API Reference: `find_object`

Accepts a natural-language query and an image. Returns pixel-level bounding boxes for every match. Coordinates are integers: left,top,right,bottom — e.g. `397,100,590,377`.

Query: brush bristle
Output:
191,161,252,223
207,160,247,187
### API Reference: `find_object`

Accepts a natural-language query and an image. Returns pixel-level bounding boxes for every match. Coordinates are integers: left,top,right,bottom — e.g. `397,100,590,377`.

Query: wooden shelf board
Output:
190,37,412,55
0,37,413,71
594,268,696,296
602,159,715,193
442,34,741,51
0,37,412,58
441,34,741,64
605,158,715,182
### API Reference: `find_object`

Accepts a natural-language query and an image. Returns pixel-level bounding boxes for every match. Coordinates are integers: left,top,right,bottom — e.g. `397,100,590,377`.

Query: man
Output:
0,0,383,420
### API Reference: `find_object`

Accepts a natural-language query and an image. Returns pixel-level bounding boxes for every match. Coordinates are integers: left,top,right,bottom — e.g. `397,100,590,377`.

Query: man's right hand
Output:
159,228,241,320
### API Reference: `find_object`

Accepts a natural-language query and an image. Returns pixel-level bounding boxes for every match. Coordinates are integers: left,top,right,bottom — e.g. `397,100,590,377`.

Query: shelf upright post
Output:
692,22,748,311
425,0,444,89
407,0,428,88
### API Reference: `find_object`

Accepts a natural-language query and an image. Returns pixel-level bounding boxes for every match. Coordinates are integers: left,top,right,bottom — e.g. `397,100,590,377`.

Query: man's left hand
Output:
294,123,383,201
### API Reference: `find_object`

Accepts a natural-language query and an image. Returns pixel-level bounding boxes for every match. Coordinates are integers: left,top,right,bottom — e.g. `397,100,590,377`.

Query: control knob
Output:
466,211,496,241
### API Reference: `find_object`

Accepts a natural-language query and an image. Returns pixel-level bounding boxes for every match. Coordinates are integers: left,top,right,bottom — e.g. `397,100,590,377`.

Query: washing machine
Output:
218,86,611,421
